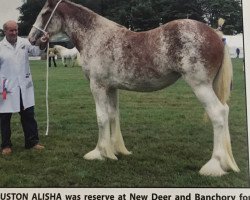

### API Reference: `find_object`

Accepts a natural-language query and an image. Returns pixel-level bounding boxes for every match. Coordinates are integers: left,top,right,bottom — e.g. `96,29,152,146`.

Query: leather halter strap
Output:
32,0,63,34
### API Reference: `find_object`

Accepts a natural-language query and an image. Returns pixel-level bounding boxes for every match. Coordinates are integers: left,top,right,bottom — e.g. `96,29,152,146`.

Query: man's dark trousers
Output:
0,93,39,149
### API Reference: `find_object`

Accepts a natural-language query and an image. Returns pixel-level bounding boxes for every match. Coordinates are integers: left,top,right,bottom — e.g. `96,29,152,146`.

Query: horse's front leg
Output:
84,81,117,160
108,89,132,156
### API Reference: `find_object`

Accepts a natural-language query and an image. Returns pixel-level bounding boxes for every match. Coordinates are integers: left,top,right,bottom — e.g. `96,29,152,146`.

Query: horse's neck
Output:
60,3,121,52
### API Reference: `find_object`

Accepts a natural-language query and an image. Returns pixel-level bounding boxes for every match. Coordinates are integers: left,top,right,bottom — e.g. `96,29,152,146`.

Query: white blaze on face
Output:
28,4,50,42
34,11,45,29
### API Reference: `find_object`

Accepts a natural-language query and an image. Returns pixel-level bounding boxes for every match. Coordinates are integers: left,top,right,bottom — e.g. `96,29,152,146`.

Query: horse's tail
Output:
212,18,233,105
203,37,232,122
213,43,233,105
211,41,239,173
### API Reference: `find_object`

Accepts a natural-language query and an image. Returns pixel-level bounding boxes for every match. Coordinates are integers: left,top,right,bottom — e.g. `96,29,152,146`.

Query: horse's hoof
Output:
83,149,105,160
115,147,132,155
84,148,118,160
199,158,227,176
120,150,132,155
102,150,118,160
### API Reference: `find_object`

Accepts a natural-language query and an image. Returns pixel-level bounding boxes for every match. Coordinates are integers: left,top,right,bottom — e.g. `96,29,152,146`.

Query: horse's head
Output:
28,0,65,45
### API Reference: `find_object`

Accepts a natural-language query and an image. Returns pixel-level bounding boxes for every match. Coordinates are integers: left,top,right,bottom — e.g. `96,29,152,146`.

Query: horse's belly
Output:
115,71,181,92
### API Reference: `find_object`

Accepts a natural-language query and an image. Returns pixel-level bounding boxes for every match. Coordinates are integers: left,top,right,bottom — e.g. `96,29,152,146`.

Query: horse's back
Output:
112,19,224,80
55,45,78,57
159,19,224,77
82,18,224,91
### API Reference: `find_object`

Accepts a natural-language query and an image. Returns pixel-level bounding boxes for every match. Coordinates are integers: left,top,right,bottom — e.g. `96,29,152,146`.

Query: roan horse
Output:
53,45,79,67
28,0,240,176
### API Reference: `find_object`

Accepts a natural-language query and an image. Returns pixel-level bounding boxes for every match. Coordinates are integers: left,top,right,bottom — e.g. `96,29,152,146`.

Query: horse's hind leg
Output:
72,57,76,67
184,80,239,176
84,81,117,160
108,89,132,155
70,57,74,67
62,57,67,67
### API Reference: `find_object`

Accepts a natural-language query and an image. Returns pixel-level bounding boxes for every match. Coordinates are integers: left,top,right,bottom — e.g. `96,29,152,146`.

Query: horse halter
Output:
32,0,63,35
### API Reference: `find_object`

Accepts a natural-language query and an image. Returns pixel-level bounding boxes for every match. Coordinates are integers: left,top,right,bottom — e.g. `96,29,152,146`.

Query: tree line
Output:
1,0,243,36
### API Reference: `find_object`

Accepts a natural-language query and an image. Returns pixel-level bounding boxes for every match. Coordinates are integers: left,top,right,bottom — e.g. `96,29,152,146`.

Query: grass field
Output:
0,58,248,187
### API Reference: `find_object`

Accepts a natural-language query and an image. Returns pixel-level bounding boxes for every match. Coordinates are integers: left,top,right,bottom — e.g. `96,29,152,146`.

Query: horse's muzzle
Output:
28,26,44,45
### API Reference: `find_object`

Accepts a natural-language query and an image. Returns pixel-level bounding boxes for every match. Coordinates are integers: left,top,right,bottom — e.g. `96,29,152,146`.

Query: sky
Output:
0,0,23,29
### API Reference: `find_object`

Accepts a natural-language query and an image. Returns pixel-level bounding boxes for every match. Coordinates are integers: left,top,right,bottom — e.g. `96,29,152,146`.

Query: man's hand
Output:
40,33,50,43
38,33,50,50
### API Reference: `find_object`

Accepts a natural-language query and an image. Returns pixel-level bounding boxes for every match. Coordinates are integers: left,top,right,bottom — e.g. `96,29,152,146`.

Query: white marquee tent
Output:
223,34,244,58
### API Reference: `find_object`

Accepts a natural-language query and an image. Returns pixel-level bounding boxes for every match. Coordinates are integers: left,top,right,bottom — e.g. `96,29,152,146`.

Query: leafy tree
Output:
18,0,46,36
17,0,243,35
201,0,243,34
155,0,205,22
17,0,106,35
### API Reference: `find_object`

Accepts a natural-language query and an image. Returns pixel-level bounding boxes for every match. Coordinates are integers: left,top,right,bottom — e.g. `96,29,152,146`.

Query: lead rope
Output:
45,43,50,135
32,0,63,135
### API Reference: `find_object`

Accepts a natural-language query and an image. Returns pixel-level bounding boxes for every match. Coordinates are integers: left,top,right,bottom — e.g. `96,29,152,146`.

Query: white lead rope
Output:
45,42,50,136
32,0,63,135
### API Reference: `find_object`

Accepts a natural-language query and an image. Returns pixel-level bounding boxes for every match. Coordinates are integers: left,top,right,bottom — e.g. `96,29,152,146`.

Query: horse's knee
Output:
208,104,228,129
96,113,109,129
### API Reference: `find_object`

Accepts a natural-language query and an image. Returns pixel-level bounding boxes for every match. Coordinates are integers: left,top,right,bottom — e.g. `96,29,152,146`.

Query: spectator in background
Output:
236,48,240,58
48,47,57,67
222,38,226,45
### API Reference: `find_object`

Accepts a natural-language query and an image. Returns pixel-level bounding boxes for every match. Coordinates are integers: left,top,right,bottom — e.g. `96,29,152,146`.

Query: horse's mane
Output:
64,0,95,15
61,0,127,30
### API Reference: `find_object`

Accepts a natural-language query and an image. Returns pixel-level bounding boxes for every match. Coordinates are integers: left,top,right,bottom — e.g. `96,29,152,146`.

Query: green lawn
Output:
0,58,248,187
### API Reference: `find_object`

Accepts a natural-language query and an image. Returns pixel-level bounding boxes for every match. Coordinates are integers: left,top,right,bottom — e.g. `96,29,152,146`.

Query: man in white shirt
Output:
0,20,49,155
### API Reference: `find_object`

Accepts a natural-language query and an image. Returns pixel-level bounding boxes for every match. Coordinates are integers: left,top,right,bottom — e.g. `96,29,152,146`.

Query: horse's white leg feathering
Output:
108,89,132,155
185,83,239,176
84,80,118,160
